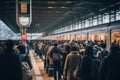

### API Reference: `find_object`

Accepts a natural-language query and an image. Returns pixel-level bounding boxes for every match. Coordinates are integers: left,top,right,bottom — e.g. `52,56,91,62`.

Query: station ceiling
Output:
0,0,120,34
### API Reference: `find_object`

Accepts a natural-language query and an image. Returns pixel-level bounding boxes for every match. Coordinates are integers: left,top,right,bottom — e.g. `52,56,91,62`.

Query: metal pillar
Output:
106,28,111,50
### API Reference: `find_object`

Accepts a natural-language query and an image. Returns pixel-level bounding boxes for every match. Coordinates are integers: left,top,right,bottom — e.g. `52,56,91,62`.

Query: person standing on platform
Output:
63,45,80,80
99,43,120,80
50,42,62,80
0,40,23,80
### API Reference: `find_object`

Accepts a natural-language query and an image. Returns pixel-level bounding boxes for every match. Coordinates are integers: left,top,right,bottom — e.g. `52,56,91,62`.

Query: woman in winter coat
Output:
63,45,80,80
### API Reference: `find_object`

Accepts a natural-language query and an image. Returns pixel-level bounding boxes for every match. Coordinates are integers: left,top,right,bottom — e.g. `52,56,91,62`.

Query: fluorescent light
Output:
19,17,29,26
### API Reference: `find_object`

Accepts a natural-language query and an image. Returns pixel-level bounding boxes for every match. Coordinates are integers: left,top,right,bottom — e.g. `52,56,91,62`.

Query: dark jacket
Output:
64,51,80,80
99,51,120,80
78,55,93,80
0,49,23,80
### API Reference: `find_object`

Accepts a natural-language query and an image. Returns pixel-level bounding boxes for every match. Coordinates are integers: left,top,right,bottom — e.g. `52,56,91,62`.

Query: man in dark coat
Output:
99,43,120,80
0,40,23,80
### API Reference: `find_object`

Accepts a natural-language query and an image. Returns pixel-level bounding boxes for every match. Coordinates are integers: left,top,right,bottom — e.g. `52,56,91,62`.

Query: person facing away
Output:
99,43,120,80
97,43,109,61
77,45,100,80
63,45,80,80
0,40,23,80
50,42,62,80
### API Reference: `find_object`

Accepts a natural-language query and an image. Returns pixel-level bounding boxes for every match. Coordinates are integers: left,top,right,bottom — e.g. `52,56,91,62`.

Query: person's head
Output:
17,44,26,54
101,43,106,49
110,43,120,53
54,42,58,47
71,45,78,51
85,45,93,56
5,40,15,49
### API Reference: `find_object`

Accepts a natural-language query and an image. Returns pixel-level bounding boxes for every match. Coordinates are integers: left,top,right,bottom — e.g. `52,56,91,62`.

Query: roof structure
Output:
0,0,120,34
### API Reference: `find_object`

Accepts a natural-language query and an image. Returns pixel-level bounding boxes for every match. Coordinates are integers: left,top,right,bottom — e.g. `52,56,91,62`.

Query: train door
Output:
88,30,106,43
70,34,75,41
76,35,86,41
111,31,120,46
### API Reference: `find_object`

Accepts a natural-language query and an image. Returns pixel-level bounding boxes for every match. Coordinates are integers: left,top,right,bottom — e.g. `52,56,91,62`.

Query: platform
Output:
29,50,54,80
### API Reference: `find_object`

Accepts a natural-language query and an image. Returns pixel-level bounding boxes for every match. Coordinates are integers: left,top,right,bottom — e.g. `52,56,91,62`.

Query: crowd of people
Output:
0,40,32,80
0,39,120,80
33,40,120,80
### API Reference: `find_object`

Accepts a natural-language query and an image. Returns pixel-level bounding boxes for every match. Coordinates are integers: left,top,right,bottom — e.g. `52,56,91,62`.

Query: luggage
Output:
48,68,54,77
44,59,47,69
22,62,32,80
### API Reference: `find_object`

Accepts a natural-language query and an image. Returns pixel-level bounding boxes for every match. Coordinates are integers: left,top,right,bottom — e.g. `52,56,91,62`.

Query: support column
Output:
86,32,89,41
106,28,111,50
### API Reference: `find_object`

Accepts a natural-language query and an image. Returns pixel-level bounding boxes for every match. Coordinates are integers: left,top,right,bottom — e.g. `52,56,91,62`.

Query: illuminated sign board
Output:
21,3,27,13
16,0,32,28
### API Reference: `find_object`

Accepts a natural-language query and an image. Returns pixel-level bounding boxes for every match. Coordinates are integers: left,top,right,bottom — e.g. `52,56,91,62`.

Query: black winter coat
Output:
99,51,120,80
0,49,23,80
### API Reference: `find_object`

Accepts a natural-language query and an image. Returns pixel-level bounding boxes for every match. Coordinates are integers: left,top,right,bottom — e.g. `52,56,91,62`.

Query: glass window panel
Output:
79,22,81,29
110,11,115,22
98,15,102,25
116,9,120,20
85,20,89,27
70,25,73,31
77,23,79,29
81,21,85,28
103,13,109,23
93,16,97,26
75,23,77,30
89,18,93,26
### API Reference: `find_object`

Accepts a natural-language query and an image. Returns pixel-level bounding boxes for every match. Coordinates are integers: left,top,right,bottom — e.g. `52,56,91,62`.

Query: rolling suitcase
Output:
48,68,54,77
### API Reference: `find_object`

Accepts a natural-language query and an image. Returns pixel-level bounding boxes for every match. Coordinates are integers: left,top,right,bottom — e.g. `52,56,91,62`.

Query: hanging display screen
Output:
18,3,30,14
21,3,27,13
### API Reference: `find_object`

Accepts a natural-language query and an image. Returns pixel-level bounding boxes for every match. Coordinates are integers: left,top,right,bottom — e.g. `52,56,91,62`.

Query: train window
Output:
66,26,69,31
79,22,82,29
116,9,120,21
89,18,93,26
81,21,85,28
111,32,120,46
70,25,72,31
88,33,106,42
76,23,79,29
98,15,102,25
85,20,89,27
72,24,75,30
93,16,97,26
75,23,78,30
103,13,109,24
110,11,115,22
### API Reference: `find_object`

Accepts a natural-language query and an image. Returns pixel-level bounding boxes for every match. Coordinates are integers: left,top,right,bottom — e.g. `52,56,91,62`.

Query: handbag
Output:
22,61,32,80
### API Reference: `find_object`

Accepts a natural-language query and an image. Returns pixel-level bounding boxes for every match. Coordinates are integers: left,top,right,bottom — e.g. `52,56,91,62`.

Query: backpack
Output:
22,62,32,80
52,53,60,61
91,58,100,80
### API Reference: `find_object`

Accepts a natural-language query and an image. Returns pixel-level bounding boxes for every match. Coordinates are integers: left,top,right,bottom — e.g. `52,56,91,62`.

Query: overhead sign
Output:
16,0,32,28
21,34,27,40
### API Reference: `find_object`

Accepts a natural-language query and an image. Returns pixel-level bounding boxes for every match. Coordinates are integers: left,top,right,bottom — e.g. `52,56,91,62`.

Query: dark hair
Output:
17,45,26,54
101,43,106,48
110,43,120,52
71,45,78,51
85,45,93,55
54,42,58,47
5,40,15,49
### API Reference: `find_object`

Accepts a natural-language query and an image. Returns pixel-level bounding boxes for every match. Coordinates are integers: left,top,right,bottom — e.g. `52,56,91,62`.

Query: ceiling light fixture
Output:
48,7,54,8
48,1,55,4
61,7,66,8
66,1,72,3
